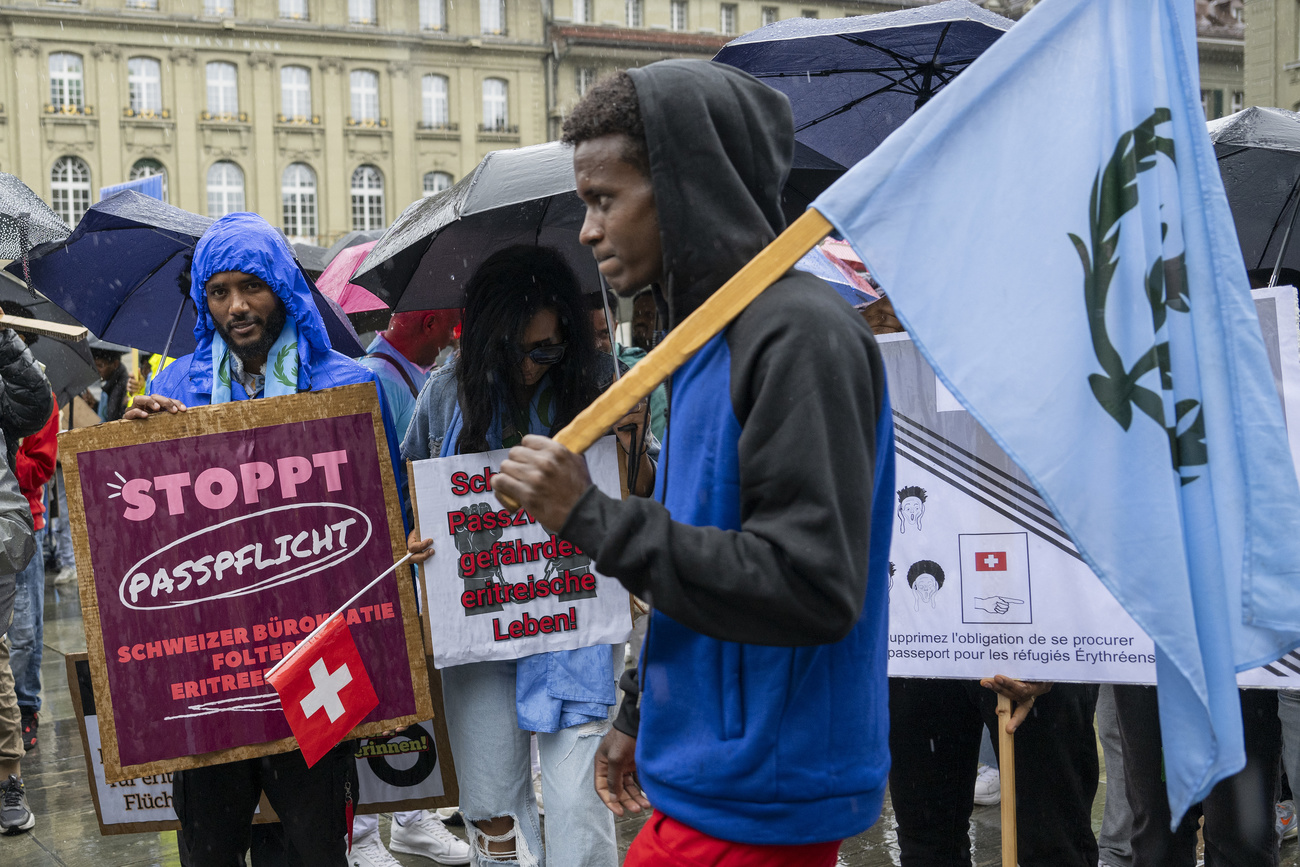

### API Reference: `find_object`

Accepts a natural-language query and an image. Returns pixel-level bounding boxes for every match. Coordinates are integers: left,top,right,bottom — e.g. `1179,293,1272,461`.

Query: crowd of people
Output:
0,57,1295,867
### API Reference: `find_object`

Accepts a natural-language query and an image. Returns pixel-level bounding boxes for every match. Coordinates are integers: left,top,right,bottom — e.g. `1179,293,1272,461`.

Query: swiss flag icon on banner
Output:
975,552,1007,572
266,614,379,767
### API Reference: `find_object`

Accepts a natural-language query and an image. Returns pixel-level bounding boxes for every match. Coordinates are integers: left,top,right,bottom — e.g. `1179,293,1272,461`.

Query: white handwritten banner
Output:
411,438,632,668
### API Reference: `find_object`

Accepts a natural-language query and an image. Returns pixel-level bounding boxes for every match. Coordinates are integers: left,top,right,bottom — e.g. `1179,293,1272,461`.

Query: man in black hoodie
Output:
493,62,895,865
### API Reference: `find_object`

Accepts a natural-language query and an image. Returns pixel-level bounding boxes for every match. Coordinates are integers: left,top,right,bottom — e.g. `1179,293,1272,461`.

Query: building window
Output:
280,0,308,19
207,161,245,218
801,8,817,17
420,0,446,30
204,0,233,14
351,165,385,231
1232,90,1245,114
125,0,159,9
625,0,642,27
130,158,168,201
422,74,450,128
128,57,162,115
49,53,84,112
720,3,737,34
670,0,687,31
761,5,778,25
50,156,91,227
282,163,317,244
576,67,597,98
206,62,239,117
281,65,311,121
423,171,453,196
482,78,508,131
130,158,164,180
349,0,376,24
481,0,505,34
1201,89,1224,119
350,69,379,124
573,0,591,22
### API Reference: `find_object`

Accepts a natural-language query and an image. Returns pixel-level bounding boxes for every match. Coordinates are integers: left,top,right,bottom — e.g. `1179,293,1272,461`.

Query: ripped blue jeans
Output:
441,657,617,867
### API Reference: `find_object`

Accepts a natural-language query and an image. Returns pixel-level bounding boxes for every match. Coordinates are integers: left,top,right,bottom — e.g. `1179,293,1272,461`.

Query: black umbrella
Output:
9,191,366,359
293,242,331,279
351,141,599,311
0,271,97,407
1208,106,1300,286
713,0,1011,168
324,230,384,266
0,173,72,264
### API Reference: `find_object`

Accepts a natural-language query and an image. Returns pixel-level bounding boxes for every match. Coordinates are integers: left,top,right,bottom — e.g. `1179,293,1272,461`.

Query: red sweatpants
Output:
623,812,842,867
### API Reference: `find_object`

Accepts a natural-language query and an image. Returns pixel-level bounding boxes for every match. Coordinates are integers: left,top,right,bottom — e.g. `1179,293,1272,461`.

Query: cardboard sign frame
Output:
61,383,433,782
68,653,459,834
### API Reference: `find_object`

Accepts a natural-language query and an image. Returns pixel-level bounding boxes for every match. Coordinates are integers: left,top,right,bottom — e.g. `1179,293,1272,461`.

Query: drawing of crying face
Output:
907,559,945,612
896,486,927,534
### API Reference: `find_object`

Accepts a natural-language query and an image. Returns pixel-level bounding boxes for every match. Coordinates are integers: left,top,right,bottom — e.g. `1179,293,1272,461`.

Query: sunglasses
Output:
515,343,567,365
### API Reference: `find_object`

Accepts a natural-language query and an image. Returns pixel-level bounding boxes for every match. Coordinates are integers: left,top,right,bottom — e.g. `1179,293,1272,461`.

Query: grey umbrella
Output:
1208,106,1300,286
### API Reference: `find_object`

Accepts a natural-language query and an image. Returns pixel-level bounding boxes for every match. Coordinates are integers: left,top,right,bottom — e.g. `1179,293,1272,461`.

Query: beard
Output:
215,302,289,369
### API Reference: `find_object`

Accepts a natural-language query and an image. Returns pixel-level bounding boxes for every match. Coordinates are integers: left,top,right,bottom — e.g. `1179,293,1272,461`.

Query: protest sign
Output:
68,652,459,834
885,286,1300,685
61,384,432,782
410,438,632,668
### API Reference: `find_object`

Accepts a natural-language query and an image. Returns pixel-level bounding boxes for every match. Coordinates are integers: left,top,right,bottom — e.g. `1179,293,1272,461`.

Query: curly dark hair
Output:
561,70,649,176
455,246,602,454
907,560,945,589
897,485,928,504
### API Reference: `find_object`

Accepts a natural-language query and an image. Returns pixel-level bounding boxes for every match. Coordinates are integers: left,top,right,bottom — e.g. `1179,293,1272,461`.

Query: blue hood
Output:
187,212,331,392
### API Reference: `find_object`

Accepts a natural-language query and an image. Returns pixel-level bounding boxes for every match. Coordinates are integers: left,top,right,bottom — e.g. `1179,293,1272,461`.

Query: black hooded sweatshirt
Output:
561,57,891,781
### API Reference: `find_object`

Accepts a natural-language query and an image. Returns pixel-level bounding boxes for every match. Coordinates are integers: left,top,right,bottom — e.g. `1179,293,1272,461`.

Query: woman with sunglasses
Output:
401,245,651,867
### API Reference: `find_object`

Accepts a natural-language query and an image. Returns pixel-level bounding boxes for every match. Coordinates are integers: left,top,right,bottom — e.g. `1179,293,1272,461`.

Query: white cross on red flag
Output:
266,614,379,767
975,551,1007,572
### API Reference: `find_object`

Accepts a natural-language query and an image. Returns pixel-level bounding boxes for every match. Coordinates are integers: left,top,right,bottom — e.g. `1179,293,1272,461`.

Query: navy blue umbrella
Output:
8,191,364,359
714,0,1011,168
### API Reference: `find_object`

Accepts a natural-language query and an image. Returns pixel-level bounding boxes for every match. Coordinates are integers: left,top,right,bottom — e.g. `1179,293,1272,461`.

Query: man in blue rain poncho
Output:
126,212,404,867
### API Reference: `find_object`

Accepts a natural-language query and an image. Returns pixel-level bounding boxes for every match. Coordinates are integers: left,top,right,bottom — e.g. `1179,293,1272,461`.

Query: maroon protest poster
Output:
61,384,432,782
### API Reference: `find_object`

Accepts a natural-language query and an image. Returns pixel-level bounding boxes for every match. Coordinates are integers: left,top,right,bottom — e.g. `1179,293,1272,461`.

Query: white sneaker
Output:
973,763,1001,806
390,811,471,865
348,834,403,867
53,566,76,586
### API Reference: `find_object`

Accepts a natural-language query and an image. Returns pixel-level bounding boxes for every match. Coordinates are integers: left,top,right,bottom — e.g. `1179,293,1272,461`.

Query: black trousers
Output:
173,746,354,867
888,678,1100,867
1113,685,1280,867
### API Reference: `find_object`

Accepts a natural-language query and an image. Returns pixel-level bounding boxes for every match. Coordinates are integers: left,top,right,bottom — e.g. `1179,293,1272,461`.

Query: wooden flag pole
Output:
0,315,88,342
494,208,833,511
996,693,1018,867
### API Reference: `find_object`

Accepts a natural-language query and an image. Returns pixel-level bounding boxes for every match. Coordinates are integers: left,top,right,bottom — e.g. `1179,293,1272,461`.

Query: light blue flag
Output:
814,0,1300,823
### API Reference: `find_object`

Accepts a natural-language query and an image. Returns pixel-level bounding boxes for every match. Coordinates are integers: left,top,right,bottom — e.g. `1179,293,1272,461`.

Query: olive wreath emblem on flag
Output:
1069,108,1208,484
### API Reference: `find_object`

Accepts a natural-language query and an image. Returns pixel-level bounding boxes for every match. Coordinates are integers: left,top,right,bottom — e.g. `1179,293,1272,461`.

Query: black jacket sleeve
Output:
0,329,53,441
612,666,640,737
561,275,885,646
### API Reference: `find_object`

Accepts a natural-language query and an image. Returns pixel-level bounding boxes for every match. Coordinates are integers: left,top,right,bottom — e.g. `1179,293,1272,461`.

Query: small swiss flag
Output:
266,614,379,768
976,551,1007,572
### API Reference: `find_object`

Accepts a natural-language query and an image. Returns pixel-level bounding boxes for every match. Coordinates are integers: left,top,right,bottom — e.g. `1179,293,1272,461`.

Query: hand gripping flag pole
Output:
493,208,834,511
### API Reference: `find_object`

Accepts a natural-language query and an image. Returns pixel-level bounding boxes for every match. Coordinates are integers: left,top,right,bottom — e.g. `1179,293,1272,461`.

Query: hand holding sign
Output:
973,596,1025,616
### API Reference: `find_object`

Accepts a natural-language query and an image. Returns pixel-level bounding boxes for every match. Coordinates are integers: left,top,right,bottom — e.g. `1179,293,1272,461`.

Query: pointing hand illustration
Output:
974,596,1024,616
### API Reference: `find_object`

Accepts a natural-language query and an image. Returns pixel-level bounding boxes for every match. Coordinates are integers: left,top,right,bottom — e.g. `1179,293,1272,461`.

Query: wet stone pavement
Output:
6,579,1300,866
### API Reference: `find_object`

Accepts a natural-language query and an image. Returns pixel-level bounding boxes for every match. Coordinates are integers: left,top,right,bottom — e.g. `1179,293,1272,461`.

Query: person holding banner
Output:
125,212,406,867
403,244,650,866
490,63,894,866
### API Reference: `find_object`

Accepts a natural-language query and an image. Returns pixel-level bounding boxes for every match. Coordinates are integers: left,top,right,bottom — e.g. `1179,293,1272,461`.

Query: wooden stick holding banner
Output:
493,208,833,509
996,693,1018,867
2,314,89,341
